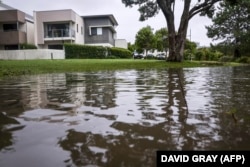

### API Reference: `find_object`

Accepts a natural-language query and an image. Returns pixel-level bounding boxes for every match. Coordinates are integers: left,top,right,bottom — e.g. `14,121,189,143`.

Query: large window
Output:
45,23,70,38
91,27,102,35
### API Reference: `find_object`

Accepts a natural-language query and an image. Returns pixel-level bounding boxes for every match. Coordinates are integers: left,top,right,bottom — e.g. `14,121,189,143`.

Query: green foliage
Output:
206,0,250,58
135,26,155,55
64,43,131,59
236,56,250,64
64,43,107,59
108,47,132,59
127,42,136,52
154,28,168,52
185,40,197,53
194,48,223,61
20,43,37,49
210,43,234,57
219,56,234,62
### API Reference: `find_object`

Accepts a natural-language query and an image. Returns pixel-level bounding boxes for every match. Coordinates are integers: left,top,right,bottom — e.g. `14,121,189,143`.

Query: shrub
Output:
107,47,132,59
64,43,107,59
194,50,204,61
64,43,132,59
236,56,250,64
219,56,234,62
184,50,195,61
20,43,37,49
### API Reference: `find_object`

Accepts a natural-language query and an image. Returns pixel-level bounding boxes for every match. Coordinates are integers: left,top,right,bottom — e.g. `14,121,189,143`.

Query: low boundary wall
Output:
0,49,65,60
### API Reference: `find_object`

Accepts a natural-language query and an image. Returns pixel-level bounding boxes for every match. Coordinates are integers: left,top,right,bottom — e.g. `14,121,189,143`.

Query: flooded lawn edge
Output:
0,59,243,78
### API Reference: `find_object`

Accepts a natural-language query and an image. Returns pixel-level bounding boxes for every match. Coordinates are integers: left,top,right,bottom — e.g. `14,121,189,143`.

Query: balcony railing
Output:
44,29,75,38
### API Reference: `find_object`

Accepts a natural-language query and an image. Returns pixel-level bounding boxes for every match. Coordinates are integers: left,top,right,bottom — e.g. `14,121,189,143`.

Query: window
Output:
48,45,63,50
97,28,102,35
91,27,102,35
45,23,69,38
3,24,17,31
77,24,78,33
5,45,18,50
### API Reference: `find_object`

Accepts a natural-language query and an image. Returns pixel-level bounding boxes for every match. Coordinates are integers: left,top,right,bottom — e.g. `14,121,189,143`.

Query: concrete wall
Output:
0,49,65,60
115,39,127,49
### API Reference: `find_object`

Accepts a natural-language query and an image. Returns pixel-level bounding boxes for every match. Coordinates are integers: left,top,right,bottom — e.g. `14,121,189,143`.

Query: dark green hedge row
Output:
64,43,107,59
64,43,132,59
107,47,132,58
20,43,37,49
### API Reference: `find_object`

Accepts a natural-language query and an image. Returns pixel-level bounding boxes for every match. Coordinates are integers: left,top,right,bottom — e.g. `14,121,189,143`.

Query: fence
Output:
0,49,65,60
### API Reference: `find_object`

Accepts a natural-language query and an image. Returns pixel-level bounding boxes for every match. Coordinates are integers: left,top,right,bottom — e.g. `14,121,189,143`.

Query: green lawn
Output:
0,59,241,77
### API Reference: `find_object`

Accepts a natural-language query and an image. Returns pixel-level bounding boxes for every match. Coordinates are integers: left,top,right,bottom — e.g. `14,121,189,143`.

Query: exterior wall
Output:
26,21,35,44
0,49,65,59
74,13,84,44
115,39,127,49
0,31,26,45
0,10,25,23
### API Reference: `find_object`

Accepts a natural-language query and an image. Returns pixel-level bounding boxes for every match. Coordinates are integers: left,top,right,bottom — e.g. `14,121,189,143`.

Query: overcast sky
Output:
3,0,217,46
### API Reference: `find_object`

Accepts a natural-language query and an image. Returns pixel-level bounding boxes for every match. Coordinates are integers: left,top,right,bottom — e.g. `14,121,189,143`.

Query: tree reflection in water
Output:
0,112,25,151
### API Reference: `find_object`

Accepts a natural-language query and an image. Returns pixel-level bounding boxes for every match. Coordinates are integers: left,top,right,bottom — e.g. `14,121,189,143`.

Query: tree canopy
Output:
206,0,250,57
135,26,155,55
154,28,168,52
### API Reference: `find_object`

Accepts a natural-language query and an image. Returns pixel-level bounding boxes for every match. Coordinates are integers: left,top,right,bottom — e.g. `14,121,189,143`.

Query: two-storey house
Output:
0,3,34,50
34,9,84,50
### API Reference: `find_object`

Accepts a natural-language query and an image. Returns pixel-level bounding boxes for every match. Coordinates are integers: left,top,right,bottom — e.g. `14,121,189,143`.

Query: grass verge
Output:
0,59,242,77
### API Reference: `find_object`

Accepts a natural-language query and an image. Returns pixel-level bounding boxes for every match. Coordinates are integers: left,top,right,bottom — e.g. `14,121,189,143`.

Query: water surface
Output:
0,66,250,166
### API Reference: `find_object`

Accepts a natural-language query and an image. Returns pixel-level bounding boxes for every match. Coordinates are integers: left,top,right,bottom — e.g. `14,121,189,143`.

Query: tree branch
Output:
189,0,221,20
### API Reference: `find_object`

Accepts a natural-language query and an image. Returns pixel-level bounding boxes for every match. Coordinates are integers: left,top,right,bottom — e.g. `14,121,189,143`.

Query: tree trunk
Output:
157,0,191,62
167,32,186,62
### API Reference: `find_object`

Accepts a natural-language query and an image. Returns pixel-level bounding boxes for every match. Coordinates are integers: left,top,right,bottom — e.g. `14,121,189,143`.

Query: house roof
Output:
0,2,15,10
82,14,118,26
0,2,34,22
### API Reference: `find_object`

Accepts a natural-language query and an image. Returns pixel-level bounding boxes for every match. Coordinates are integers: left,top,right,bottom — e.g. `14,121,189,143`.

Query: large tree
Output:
206,0,250,58
135,26,155,56
122,0,224,62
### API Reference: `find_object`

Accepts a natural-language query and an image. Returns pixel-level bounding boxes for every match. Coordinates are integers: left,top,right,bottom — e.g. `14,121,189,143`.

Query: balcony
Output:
0,31,26,45
44,29,75,41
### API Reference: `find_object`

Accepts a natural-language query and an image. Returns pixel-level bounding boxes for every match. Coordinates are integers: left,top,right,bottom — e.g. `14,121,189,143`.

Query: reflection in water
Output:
0,112,24,151
0,66,250,166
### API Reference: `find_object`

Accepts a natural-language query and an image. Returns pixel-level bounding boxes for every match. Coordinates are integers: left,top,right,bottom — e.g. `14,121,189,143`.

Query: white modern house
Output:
34,9,84,50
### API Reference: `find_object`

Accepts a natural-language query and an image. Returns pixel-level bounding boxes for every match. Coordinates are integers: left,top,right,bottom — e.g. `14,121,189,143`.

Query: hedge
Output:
107,47,132,58
20,43,37,49
64,43,132,59
64,43,107,59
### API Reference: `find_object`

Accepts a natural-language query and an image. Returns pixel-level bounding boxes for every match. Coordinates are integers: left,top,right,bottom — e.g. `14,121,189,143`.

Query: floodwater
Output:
0,66,250,167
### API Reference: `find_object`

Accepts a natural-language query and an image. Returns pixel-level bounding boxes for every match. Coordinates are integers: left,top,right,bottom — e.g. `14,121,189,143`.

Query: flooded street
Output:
1,66,250,167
